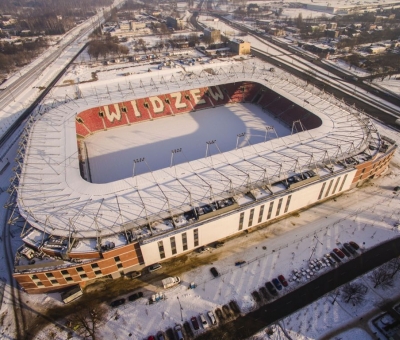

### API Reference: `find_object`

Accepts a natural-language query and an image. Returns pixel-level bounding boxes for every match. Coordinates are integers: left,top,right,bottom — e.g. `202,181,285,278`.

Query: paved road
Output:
196,236,400,340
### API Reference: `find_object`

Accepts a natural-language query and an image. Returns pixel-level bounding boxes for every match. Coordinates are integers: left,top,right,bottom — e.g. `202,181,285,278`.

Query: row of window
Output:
30,257,124,287
318,174,348,201
157,229,199,259
239,194,293,231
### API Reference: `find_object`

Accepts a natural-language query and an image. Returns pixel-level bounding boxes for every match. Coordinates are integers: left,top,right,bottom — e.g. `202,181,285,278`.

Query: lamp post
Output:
177,296,183,322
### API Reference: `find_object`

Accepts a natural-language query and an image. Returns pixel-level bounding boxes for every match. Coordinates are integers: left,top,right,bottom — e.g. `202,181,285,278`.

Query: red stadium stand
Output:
75,82,322,137
101,103,130,129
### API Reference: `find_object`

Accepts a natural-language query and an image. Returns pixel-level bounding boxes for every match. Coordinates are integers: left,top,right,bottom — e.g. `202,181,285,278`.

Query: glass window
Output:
325,179,334,197
276,198,283,216
238,212,245,230
193,229,199,247
170,236,177,255
284,195,292,214
339,174,348,192
182,233,188,251
248,209,254,227
158,241,165,259
267,201,274,220
318,182,326,200
258,205,264,223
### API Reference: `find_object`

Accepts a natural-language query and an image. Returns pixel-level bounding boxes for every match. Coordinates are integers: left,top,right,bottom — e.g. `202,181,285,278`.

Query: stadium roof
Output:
17,61,380,238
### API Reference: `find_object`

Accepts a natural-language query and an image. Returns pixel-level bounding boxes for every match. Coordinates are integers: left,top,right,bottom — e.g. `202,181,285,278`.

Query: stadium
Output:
12,60,397,293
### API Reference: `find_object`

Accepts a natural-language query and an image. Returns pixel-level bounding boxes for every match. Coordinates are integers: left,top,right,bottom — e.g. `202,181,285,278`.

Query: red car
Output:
148,336,156,340
191,316,200,330
278,274,288,287
333,248,345,259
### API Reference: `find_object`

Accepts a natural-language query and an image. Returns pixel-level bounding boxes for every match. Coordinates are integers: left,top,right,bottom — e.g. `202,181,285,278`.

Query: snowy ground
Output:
85,103,291,183
20,118,399,340
372,74,400,96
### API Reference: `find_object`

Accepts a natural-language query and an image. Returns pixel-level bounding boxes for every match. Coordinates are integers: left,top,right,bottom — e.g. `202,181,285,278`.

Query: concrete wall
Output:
140,169,357,264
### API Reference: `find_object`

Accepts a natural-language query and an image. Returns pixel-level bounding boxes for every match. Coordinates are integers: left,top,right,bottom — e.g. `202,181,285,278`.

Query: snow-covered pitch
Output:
17,61,379,239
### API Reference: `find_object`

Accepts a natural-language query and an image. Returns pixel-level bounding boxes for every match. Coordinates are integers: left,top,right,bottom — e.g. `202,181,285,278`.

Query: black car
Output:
110,298,125,307
213,241,224,248
344,243,356,254
349,241,360,250
340,247,351,257
128,292,144,301
210,267,219,278
265,281,278,296
330,252,341,263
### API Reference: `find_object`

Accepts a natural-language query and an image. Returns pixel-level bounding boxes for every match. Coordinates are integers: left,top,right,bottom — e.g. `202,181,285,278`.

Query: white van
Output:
199,313,209,329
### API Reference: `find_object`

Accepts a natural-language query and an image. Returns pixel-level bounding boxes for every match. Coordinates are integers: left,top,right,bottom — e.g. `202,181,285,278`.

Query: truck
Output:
162,276,181,289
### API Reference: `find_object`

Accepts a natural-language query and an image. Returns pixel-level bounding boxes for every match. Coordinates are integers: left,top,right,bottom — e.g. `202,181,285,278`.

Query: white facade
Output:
140,169,356,264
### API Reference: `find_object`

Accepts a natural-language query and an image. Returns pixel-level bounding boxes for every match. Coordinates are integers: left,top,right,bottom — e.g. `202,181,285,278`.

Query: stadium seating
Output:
78,107,106,133
101,104,130,130
74,82,322,138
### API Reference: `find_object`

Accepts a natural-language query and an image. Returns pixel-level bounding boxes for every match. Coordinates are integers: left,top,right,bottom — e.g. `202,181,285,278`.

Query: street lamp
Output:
177,296,183,322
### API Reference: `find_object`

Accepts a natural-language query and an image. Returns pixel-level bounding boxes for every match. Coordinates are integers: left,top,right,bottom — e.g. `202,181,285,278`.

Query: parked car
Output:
207,311,217,325
344,243,356,254
333,248,345,259
148,263,162,272
199,313,209,329
394,186,400,191
197,246,210,253
272,278,283,290
349,241,360,250
128,292,143,301
210,267,219,278
148,336,155,340
183,322,193,337
110,298,125,307
278,275,288,287
213,241,224,248
235,260,246,266
265,281,278,296
156,331,165,340
325,254,336,266
127,271,141,279
330,252,341,263
190,316,199,330
174,325,184,340
340,246,351,257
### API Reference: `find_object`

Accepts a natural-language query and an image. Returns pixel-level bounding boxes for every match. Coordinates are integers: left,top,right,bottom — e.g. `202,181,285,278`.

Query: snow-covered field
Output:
85,103,291,183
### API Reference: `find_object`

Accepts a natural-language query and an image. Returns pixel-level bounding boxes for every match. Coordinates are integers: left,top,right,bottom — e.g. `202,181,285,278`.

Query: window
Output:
182,233,188,251
31,275,39,280
193,229,199,247
61,270,69,275
332,177,341,195
50,279,58,285
248,209,255,227
121,106,127,113
98,111,104,117
46,273,54,278
284,195,292,214
117,263,123,269
238,212,245,230
66,277,73,282
318,182,326,200
258,205,264,223
339,174,348,192
80,274,88,279
158,241,166,259
267,201,274,220
36,282,44,287
91,263,99,269
170,236,177,255
114,256,121,263
94,270,102,276
76,267,84,273
276,198,283,216
325,179,334,197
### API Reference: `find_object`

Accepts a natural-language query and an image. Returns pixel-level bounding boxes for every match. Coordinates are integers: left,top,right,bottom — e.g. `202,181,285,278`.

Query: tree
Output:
387,257,400,279
341,282,368,305
67,302,106,340
370,264,394,289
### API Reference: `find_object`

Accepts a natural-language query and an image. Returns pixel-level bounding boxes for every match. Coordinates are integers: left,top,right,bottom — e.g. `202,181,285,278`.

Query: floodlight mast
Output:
236,132,245,150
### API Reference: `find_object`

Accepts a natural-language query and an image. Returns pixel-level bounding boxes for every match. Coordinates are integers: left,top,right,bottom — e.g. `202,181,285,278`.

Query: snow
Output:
85,103,291,183
0,2,400,339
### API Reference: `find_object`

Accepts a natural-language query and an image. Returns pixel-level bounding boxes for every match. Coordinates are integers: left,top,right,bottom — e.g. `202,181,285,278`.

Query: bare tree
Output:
387,257,400,279
369,265,394,289
67,302,107,340
341,282,368,305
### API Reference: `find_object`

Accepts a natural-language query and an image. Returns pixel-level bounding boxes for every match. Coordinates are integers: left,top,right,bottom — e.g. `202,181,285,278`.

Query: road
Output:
196,236,400,340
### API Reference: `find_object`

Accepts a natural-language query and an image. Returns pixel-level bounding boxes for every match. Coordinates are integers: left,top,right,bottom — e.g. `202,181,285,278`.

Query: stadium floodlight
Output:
236,132,246,150
205,140,216,159
170,148,182,168
133,158,145,177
